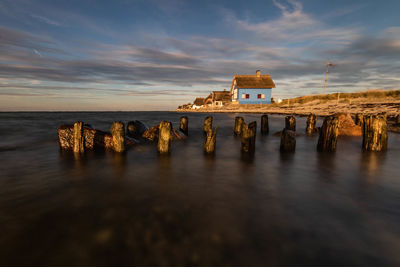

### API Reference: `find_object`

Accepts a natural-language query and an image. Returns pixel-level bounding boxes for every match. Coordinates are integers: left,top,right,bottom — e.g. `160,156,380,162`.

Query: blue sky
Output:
0,0,399,110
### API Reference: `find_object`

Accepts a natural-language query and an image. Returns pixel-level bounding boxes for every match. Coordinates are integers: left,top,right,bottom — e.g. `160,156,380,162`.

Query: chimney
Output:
256,70,261,77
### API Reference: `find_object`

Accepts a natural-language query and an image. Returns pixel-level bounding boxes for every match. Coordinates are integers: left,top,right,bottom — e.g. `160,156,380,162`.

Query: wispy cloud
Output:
30,14,61,26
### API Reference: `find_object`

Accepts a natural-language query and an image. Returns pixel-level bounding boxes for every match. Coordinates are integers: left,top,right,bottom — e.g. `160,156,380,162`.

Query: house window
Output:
242,93,250,99
246,94,249,99
242,93,246,99
257,94,261,99
261,94,265,99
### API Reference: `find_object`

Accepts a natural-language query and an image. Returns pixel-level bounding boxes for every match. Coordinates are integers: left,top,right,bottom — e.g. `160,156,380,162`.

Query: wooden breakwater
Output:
58,112,398,155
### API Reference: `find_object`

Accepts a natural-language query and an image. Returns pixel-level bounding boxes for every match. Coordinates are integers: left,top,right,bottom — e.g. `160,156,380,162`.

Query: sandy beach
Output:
178,94,400,117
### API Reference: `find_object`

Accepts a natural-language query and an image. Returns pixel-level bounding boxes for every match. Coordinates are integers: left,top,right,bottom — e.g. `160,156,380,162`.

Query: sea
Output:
0,112,400,266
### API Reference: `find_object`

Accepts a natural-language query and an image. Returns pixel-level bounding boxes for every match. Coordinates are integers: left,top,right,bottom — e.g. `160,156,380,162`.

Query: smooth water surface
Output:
1,112,400,266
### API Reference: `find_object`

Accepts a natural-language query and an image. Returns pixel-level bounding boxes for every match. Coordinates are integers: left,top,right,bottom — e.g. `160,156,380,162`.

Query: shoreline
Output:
176,98,400,117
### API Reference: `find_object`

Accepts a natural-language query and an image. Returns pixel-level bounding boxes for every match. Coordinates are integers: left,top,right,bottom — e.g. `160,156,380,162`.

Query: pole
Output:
323,63,329,95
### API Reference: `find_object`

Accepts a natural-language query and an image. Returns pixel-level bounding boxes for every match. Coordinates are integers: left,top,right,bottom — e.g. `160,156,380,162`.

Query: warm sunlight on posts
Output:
362,114,388,151
157,121,171,153
73,121,85,153
234,116,244,136
204,127,217,153
317,116,339,152
241,122,256,153
285,116,296,131
261,115,269,135
280,128,296,152
179,116,188,136
203,116,213,134
110,121,125,153
306,114,317,135
355,113,364,126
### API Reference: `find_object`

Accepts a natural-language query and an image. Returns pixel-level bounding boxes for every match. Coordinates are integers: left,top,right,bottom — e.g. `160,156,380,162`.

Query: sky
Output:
0,0,399,111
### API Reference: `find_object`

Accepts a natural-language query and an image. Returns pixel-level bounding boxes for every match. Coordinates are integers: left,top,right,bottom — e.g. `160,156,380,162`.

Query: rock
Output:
334,113,362,136
127,120,149,139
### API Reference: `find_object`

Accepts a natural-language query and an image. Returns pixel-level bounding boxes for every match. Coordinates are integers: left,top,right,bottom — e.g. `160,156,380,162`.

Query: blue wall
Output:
238,88,272,104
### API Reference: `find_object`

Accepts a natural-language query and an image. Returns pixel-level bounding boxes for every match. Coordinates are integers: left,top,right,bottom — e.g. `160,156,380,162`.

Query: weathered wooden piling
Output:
285,116,296,131
179,116,189,135
362,114,388,151
241,122,256,153
204,127,217,153
249,121,257,136
110,121,125,153
355,113,364,126
73,121,85,153
157,121,171,153
234,116,244,136
395,114,400,125
203,116,213,134
306,114,317,135
317,116,339,152
261,115,269,135
280,128,296,152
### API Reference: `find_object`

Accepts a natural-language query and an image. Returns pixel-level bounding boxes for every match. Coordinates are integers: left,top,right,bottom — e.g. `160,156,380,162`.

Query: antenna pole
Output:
323,61,329,95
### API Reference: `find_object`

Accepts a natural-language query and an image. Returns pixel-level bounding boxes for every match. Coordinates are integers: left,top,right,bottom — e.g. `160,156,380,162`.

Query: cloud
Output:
30,14,61,26
234,0,360,45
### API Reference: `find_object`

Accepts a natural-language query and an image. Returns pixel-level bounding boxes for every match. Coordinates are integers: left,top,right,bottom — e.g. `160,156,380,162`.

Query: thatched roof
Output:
233,75,275,89
230,71,275,93
212,91,231,102
193,97,205,106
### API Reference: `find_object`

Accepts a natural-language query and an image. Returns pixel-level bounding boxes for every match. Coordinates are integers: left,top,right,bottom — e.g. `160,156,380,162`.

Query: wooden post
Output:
73,121,84,153
306,114,317,135
285,116,296,131
261,114,269,135
157,121,171,153
395,114,400,125
355,113,364,126
204,127,217,153
179,116,189,135
362,114,388,151
249,121,257,136
280,129,296,152
234,116,244,135
241,122,256,153
203,116,213,134
317,116,339,152
110,121,125,153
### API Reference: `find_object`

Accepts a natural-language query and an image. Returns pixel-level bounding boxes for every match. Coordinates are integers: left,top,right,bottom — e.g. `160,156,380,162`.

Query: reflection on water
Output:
0,112,400,266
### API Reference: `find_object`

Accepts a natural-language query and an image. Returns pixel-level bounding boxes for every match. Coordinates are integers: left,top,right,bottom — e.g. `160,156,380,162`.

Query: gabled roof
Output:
230,71,276,94
193,97,205,106
212,91,231,102
233,75,276,89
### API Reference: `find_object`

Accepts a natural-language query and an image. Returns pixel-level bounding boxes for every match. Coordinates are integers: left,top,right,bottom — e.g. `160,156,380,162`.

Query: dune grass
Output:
271,89,400,107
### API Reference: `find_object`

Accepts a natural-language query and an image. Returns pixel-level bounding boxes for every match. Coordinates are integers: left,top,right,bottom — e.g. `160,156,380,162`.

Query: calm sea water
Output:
1,112,400,266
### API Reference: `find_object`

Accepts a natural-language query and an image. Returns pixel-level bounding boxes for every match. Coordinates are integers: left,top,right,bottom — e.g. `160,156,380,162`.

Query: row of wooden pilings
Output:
70,113,389,154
